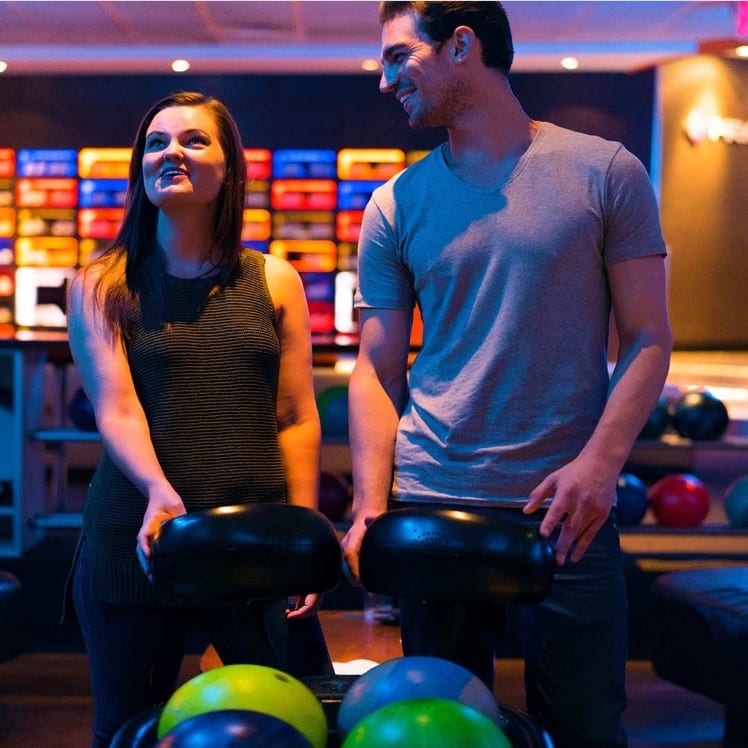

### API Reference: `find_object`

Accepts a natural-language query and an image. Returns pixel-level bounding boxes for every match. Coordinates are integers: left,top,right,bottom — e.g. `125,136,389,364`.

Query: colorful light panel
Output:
0,145,426,341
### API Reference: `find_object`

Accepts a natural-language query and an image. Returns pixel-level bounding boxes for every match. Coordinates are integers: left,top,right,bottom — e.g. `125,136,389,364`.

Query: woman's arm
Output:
67,265,185,559
264,254,322,617
263,253,321,510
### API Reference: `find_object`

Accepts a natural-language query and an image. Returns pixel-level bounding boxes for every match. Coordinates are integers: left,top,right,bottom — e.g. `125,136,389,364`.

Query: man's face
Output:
379,11,459,130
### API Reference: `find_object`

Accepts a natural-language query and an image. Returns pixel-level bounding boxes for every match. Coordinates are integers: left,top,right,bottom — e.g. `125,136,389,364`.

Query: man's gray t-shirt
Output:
355,122,666,505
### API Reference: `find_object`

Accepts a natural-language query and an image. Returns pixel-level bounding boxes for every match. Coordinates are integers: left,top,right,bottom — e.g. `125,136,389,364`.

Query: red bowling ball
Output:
648,474,710,528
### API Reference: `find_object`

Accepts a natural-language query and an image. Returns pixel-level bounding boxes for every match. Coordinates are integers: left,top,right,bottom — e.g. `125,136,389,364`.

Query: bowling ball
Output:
724,476,748,528
68,386,97,431
668,390,729,441
341,698,512,748
337,656,502,738
639,397,670,440
109,705,162,747
156,709,312,747
615,472,649,526
318,472,350,522
317,385,348,440
158,665,327,748
649,473,710,527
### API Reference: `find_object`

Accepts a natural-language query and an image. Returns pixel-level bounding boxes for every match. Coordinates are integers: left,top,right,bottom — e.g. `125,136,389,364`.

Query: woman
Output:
66,91,324,747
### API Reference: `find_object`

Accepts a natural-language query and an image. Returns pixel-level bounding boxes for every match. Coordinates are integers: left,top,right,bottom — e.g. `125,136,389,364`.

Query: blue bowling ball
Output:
615,472,649,526
337,656,502,738
156,709,313,747
109,705,161,748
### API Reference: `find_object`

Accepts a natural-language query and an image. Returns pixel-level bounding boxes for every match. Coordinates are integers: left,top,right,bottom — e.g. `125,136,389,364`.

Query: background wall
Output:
0,70,654,162
0,71,654,348
659,57,748,349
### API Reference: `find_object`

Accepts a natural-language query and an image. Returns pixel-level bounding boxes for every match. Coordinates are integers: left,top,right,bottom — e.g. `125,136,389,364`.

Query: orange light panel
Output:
15,237,79,267
337,148,405,180
269,240,337,273
242,209,272,242
0,208,15,238
78,148,132,179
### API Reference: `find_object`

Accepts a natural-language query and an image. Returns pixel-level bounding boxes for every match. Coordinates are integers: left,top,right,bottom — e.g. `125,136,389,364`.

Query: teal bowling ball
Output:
615,472,649,526
337,656,502,738
341,698,512,748
317,385,349,439
724,476,748,528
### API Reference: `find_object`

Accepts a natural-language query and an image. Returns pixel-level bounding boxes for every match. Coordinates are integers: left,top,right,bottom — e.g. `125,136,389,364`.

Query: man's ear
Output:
451,26,475,62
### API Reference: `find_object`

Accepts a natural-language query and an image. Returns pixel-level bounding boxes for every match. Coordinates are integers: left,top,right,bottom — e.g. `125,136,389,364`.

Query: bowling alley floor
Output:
0,610,727,748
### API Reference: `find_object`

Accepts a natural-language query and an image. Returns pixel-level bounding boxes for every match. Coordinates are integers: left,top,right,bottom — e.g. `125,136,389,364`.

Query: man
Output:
340,3,672,747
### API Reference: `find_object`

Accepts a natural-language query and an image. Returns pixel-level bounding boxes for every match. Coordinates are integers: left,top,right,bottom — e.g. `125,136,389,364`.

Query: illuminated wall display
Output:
684,109,748,145
659,56,748,348
0,145,420,346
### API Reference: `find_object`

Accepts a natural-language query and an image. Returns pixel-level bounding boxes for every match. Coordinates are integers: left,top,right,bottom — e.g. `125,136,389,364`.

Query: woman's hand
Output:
136,489,186,559
286,592,323,619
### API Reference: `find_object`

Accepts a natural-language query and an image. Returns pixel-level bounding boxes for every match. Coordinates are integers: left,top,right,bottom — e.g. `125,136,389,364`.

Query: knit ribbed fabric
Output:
81,249,286,607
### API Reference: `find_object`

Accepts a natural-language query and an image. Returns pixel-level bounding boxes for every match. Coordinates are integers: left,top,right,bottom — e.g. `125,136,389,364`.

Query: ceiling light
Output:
171,59,191,72
560,56,579,70
736,45,748,58
360,58,380,72
0,61,7,73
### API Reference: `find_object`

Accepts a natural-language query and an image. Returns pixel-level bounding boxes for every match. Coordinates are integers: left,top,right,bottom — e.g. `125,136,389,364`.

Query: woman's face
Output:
142,105,227,211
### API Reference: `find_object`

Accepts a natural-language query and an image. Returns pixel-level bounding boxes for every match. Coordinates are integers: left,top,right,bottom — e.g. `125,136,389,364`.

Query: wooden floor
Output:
0,610,726,748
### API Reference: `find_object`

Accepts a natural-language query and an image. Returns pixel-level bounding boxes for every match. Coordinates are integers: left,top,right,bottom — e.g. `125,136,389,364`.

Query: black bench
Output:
648,566,748,747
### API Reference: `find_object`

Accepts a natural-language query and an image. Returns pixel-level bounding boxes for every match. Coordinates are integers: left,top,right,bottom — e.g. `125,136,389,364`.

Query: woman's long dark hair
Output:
91,91,247,337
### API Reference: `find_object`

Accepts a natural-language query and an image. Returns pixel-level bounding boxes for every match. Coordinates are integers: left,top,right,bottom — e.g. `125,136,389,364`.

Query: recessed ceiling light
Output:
0,61,7,73
560,56,579,70
171,59,191,73
360,58,380,72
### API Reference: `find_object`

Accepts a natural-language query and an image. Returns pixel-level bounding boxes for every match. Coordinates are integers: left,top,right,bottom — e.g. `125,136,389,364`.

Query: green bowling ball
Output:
157,665,327,748
341,697,512,748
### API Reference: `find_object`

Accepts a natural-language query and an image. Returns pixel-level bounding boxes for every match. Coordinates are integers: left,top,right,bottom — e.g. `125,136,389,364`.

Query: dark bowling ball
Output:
639,397,670,439
110,705,162,748
615,472,649,526
156,709,313,747
668,390,729,441
68,386,97,431
318,472,350,522
649,473,710,528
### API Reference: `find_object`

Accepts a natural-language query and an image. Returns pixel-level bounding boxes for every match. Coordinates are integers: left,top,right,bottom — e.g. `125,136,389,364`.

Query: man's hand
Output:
524,455,617,565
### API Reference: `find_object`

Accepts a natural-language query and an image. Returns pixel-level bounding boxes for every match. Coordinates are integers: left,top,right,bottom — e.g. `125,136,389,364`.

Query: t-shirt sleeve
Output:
354,189,416,311
603,146,667,266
